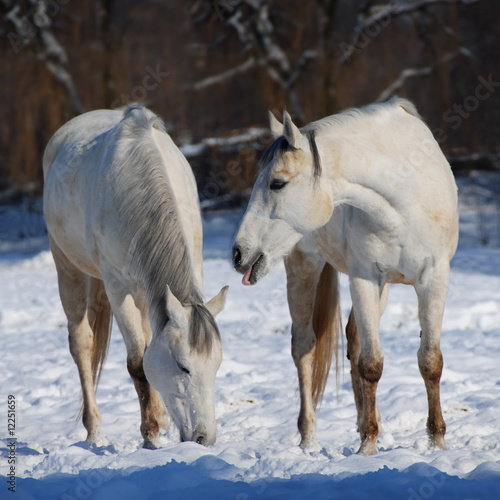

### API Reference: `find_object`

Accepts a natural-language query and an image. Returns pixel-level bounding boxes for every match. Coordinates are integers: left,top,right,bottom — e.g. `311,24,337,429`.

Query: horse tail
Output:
311,262,342,409
87,277,113,389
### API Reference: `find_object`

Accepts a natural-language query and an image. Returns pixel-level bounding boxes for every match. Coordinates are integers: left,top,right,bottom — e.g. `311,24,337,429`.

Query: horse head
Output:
144,285,227,445
232,111,334,285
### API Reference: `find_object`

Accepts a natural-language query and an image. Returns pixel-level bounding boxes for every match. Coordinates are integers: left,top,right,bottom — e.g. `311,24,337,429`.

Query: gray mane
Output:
114,105,219,353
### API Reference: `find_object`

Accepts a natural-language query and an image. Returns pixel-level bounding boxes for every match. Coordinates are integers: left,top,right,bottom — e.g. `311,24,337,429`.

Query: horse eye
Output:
177,362,190,375
270,179,288,191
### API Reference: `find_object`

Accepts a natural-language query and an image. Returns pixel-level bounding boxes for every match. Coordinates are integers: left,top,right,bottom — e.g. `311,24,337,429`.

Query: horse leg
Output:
415,264,449,449
286,244,324,449
349,273,385,455
346,310,363,430
346,284,388,432
285,240,341,449
50,239,102,443
104,280,166,449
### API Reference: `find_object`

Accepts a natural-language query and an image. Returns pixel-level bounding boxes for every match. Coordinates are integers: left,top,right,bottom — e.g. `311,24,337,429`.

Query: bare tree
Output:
190,0,317,122
190,0,479,121
338,0,479,102
1,0,84,114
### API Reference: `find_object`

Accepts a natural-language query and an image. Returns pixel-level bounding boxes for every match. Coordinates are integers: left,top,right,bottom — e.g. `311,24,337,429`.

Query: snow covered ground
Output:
1,184,500,499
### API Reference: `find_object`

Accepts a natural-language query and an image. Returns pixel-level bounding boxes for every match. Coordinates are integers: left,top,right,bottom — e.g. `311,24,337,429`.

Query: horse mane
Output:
114,104,219,353
301,97,422,136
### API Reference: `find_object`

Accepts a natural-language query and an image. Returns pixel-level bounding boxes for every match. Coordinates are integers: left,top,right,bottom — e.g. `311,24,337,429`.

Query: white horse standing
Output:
232,98,458,455
43,105,227,448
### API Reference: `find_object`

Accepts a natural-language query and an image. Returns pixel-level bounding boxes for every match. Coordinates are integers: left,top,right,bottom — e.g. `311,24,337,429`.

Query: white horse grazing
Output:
43,105,228,449
232,98,458,455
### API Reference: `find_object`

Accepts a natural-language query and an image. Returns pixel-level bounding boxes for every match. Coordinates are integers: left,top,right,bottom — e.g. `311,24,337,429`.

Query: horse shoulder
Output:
44,111,124,278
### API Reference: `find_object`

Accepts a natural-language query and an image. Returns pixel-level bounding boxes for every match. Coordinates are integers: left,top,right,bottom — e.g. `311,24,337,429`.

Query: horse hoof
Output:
299,437,321,452
86,431,106,447
429,435,446,450
357,439,378,456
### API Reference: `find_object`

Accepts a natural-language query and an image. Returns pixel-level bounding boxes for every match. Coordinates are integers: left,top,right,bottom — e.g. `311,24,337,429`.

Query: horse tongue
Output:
242,267,253,286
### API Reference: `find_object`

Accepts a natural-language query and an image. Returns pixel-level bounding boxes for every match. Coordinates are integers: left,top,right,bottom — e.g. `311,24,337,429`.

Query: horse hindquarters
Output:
285,240,342,449
50,238,112,444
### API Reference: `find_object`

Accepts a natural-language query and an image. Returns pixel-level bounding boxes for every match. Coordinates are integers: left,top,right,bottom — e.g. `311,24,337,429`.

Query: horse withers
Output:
43,105,228,449
232,98,458,455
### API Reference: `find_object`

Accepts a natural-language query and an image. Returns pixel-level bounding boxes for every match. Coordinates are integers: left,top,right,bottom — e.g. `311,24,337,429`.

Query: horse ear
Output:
268,111,283,138
205,285,229,318
165,285,185,324
282,110,302,149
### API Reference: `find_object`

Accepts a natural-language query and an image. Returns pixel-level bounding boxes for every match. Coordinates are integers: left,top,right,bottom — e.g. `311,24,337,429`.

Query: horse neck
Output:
121,165,202,333
316,131,402,229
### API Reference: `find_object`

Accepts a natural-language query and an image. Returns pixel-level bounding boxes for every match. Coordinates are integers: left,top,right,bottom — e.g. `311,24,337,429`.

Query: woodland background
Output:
0,0,498,206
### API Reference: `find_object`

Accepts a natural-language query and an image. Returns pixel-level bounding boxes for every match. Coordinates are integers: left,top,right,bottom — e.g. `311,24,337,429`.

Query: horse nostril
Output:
232,246,242,267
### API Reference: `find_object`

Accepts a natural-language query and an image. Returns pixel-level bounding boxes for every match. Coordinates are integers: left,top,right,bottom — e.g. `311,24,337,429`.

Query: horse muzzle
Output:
181,425,216,446
232,246,266,286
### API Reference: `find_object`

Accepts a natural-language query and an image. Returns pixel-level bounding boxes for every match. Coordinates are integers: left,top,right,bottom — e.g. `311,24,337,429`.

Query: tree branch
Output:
375,49,464,102
341,0,478,63
192,57,256,90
